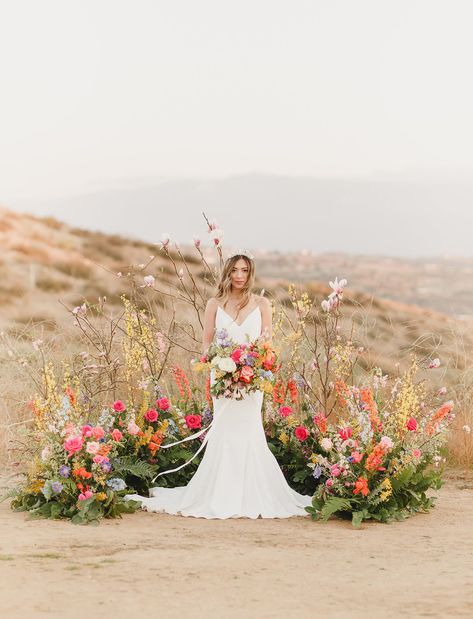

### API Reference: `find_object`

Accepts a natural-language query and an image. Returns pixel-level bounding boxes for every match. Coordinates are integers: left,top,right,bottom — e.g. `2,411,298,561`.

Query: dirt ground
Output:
0,474,472,619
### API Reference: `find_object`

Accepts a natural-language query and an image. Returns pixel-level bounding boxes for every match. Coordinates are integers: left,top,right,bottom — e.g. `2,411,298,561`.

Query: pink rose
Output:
412,449,422,459
326,479,334,488
406,417,418,432
330,465,341,477
111,429,123,441
78,490,94,501
64,435,84,458
81,425,93,438
338,427,353,441
92,426,105,440
231,348,243,363
127,421,140,435
295,426,309,441
145,409,159,423
156,397,170,411
239,365,254,383
113,400,126,412
350,451,363,463
85,441,100,454
185,414,202,429
279,405,293,417
93,455,108,465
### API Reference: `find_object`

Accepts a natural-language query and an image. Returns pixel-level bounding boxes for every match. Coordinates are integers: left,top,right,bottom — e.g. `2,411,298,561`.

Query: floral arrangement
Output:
3,362,213,523
192,328,280,400
1,213,464,526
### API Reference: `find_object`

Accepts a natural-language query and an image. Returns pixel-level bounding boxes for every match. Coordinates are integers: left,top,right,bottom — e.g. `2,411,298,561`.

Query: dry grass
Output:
54,259,93,279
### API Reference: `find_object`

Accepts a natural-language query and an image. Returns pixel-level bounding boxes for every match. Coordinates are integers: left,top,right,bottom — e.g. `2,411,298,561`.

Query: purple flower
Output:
51,481,63,494
101,461,112,473
59,465,71,478
312,465,322,479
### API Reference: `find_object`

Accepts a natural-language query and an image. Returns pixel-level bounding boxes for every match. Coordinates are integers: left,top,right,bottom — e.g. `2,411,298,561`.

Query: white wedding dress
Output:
124,304,313,519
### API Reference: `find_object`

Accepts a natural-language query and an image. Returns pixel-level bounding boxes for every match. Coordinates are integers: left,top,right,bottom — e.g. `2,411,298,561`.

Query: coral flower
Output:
240,366,254,383
353,477,369,496
111,429,123,441
64,435,84,458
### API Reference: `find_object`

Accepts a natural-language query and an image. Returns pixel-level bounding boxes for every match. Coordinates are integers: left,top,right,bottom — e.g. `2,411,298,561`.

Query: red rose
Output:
111,429,123,441
338,427,353,440
240,365,254,383
113,400,126,412
406,417,418,432
145,409,159,423
279,405,293,417
185,414,202,429
295,426,310,441
156,397,170,411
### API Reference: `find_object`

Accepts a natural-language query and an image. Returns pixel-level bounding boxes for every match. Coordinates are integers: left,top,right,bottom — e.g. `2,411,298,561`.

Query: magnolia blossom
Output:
438,386,447,396
160,233,171,248
208,228,224,246
178,268,184,280
328,277,348,299
72,303,87,316
193,236,201,248
428,358,441,369
142,275,155,287
463,425,471,434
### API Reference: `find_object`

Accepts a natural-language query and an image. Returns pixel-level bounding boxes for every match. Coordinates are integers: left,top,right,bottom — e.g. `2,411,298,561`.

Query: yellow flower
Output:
286,415,298,427
96,492,107,502
26,479,45,494
278,432,289,445
310,453,318,464
379,477,393,502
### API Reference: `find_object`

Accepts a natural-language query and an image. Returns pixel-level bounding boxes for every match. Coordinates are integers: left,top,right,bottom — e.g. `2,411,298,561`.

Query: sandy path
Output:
0,476,472,619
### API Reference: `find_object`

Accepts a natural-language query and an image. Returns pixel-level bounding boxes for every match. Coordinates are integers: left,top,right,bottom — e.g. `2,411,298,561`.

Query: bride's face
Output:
230,258,249,291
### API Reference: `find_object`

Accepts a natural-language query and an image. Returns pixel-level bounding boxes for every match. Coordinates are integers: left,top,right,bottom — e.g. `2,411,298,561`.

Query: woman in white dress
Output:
125,252,313,519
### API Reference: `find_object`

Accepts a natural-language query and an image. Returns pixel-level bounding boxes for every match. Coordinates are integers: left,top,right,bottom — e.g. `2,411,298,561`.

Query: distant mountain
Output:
6,173,473,257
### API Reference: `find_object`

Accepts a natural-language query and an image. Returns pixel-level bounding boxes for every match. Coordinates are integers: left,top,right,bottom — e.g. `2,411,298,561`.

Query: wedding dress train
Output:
124,304,313,519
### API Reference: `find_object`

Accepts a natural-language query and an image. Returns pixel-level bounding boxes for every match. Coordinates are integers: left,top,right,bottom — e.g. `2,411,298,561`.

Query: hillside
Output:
0,206,471,387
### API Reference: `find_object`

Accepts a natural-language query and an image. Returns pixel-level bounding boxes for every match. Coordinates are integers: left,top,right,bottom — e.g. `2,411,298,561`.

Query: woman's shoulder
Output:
206,297,219,310
254,294,271,309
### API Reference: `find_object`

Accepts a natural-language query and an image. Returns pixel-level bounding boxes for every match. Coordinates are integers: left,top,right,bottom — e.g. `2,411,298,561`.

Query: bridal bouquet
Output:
192,328,280,400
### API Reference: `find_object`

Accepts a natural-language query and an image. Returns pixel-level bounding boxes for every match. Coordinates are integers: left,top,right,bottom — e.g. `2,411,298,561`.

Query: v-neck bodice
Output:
215,304,261,343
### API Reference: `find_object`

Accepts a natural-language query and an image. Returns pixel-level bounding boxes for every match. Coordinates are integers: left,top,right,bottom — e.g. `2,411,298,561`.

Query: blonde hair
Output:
215,255,256,319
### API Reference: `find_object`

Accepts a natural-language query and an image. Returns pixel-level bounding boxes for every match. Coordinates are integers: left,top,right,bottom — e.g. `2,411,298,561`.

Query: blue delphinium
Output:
106,478,126,491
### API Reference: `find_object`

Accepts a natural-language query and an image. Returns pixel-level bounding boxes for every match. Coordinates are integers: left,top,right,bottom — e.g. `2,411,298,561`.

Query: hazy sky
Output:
1,0,473,204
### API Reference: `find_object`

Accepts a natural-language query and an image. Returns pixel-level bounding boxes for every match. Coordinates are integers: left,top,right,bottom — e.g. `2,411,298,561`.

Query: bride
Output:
125,251,313,519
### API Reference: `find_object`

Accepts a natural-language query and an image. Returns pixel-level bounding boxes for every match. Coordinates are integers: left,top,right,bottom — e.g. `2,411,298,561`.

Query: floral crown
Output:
226,248,255,261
